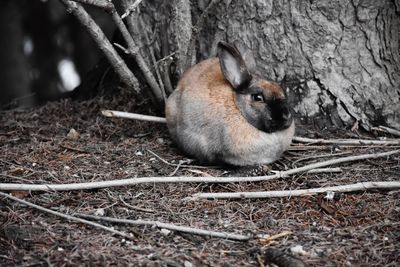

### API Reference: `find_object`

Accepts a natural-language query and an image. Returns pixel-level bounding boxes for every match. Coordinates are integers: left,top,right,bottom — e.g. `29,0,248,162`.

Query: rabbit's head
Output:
218,41,293,134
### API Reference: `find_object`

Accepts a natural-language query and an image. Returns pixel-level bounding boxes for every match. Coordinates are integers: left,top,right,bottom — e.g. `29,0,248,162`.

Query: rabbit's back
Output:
166,58,239,162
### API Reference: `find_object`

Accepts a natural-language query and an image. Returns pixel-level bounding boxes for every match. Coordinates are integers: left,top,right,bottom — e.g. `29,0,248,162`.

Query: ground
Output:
0,90,399,267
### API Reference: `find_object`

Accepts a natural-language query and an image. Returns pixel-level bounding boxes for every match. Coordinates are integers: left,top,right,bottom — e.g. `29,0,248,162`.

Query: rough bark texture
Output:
139,0,399,130
193,0,400,130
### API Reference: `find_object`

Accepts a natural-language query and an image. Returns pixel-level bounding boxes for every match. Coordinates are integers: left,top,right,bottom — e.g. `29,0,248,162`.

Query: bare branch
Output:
71,0,113,10
138,17,166,95
101,110,167,123
185,0,219,70
173,0,192,75
74,213,251,241
107,5,164,103
192,181,400,199
371,126,400,137
60,0,139,92
0,192,134,240
293,136,400,145
64,0,164,103
121,0,144,19
1,149,398,192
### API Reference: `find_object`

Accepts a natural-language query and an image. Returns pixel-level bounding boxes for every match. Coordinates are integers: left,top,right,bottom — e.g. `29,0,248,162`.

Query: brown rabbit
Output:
165,41,294,166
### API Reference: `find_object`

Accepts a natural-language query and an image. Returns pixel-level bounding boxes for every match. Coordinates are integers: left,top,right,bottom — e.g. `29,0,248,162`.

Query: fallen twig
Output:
74,213,251,241
259,230,292,246
101,110,167,123
0,192,134,240
293,136,400,145
292,152,352,165
371,126,400,137
192,181,400,199
0,149,398,192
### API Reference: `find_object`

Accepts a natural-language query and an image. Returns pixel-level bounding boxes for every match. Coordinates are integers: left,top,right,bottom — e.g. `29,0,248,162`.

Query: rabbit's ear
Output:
218,41,252,91
233,40,256,72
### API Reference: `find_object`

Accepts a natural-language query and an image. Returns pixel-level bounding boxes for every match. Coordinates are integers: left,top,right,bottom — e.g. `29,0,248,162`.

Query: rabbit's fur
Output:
165,41,294,166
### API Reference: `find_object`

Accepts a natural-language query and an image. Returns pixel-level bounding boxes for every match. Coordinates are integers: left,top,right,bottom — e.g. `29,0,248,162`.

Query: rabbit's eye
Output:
252,93,264,102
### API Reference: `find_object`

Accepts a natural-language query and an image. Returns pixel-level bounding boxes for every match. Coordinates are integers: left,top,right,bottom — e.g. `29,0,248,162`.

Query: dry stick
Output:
192,181,400,199
107,3,164,103
1,149,399,192
121,0,144,19
69,0,163,103
0,192,134,240
74,213,250,241
185,0,220,70
372,126,400,137
101,110,167,123
293,136,400,145
71,0,113,10
120,0,139,40
138,17,166,95
159,18,174,94
173,0,192,75
292,151,352,165
60,0,139,92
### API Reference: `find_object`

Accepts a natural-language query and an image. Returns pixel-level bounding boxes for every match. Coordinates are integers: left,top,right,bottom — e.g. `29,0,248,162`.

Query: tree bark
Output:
140,0,400,130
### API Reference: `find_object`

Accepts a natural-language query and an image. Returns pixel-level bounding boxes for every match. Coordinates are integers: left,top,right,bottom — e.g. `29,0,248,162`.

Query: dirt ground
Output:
0,90,399,266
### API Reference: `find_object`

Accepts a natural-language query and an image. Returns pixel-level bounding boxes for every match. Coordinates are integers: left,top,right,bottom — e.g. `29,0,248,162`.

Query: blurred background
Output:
0,0,115,109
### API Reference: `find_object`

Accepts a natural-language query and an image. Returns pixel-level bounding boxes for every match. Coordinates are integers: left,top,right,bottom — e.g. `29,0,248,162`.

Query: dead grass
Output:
0,90,399,266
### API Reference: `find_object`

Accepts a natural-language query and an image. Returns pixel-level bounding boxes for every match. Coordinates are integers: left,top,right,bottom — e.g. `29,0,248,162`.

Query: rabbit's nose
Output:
282,112,291,121
281,111,293,129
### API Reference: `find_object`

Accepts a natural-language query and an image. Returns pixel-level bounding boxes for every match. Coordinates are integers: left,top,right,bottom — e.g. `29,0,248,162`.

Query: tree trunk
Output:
139,0,400,130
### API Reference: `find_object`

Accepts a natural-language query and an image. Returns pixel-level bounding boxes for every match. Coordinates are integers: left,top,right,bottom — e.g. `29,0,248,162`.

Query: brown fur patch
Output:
258,80,285,99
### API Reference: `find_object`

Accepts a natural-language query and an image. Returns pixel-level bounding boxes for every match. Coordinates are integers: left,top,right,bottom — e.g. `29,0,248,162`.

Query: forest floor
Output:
0,90,399,267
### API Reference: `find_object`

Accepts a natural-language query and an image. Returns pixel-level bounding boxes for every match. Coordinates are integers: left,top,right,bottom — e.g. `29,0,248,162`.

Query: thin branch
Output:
185,0,220,70
0,149,398,191
160,17,174,94
71,0,113,10
192,181,400,199
0,192,134,240
107,4,164,103
372,126,400,137
101,110,167,123
113,42,130,54
173,0,192,75
60,0,139,91
121,0,144,19
293,136,400,145
292,152,352,165
74,213,251,241
67,0,163,103
138,17,165,96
